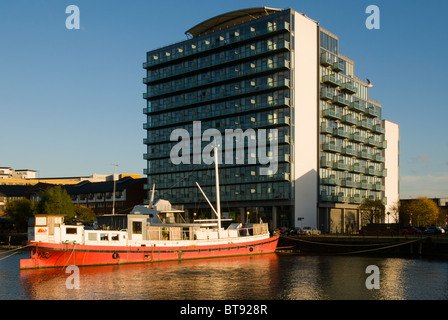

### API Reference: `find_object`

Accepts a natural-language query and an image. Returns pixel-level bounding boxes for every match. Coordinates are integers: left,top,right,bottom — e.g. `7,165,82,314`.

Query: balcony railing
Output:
320,52,334,67
332,95,349,107
332,61,344,72
322,108,342,120
322,143,341,153
320,88,333,101
333,161,349,171
144,21,291,68
342,114,357,126
320,123,334,134
322,74,341,87
340,82,357,94
334,127,349,139
349,101,365,112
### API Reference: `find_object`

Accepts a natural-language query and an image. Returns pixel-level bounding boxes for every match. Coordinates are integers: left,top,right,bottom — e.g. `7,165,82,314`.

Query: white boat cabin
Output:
27,199,269,247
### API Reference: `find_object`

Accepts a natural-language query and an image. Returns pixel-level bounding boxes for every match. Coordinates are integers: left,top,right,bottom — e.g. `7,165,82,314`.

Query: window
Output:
100,233,109,241
35,217,47,226
111,234,120,241
133,221,142,234
66,227,77,234
88,233,97,241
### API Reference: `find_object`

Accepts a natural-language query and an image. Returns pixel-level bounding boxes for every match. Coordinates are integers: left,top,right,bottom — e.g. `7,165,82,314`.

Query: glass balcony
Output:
340,82,357,94
372,153,385,163
322,177,341,186
342,179,355,187
322,108,342,120
342,114,357,126
372,124,385,134
332,61,344,72
322,143,341,153
145,23,292,69
335,195,349,203
350,132,365,143
360,180,369,189
320,88,333,101
342,147,357,157
322,74,341,87
365,107,378,118
332,95,349,107
358,150,372,160
365,136,378,147
333,160,349,171
320,123,334,134
320,52,333,67
373,183,385,191
320,157,332,168
334,127,349,139
380,140,387,149
351,195,362,204
357,120,372,131
349,101,365,112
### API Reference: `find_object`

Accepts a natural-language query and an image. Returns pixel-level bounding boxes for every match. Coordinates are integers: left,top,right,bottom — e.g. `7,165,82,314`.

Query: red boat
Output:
20,149,279,269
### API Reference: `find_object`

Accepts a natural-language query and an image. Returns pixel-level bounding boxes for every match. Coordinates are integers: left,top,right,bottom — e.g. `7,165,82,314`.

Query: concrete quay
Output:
277,234,448,258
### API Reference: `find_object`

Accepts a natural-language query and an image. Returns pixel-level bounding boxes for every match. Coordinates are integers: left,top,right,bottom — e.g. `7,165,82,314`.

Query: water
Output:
1,249,447,300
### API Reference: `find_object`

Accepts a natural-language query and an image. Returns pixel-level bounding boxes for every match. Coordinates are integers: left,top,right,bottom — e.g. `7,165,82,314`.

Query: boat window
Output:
111,234,119,241
132,221,142,234
88,233,97,241
66,227,77,234
35,217,47,226
100,233,109,241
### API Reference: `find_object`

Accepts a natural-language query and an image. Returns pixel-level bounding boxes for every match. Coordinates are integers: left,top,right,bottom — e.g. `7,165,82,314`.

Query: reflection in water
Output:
1,251,447,300
19,254,282,300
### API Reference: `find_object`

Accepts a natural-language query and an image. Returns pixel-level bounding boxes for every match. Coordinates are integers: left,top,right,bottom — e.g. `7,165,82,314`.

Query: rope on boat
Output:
279,235,427,255
281,235,426,247
337,238,425,255
0,244,34,256
0,251,19,261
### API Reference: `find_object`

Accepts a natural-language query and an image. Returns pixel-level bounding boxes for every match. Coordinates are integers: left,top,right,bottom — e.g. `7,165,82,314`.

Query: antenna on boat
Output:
149,184,155,209
195,146,222,238
112,163,118,215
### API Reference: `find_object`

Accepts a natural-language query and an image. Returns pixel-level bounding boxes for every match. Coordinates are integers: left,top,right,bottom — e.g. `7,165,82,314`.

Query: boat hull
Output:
20,235,279,269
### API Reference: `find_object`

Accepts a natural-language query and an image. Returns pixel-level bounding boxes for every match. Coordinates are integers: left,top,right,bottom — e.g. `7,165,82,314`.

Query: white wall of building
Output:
383,120,400,223
293,12,319,228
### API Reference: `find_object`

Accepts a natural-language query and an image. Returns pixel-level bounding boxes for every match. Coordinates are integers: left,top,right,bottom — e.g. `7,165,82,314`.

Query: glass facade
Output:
318,29,387,206
142,8,390,231
143,10,294,227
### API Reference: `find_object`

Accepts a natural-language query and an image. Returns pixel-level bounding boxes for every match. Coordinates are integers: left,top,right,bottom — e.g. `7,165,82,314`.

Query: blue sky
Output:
0,0,447,199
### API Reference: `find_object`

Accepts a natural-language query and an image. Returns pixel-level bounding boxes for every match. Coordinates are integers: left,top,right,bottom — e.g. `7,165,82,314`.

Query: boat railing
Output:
145,223,269,241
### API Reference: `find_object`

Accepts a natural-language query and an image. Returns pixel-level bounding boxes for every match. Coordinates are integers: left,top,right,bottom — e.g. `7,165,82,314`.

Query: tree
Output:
35,186,75,220
389,200,400,225
360,199,385,225
400,197,440,227
5,198,35,231
74,204,95,222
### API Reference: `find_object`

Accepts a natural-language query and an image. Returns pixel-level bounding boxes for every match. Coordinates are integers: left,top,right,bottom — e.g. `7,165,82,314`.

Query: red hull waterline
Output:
20,235,279,269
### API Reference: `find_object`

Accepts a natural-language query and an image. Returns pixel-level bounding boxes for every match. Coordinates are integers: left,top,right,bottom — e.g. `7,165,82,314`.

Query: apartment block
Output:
142,7,399,232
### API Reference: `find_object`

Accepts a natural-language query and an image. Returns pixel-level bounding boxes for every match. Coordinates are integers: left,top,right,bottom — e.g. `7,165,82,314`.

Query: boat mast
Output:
195,146,222,238
214,146,222,235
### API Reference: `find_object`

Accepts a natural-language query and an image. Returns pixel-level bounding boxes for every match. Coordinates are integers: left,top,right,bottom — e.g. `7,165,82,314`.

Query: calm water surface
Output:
1,250,447,300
